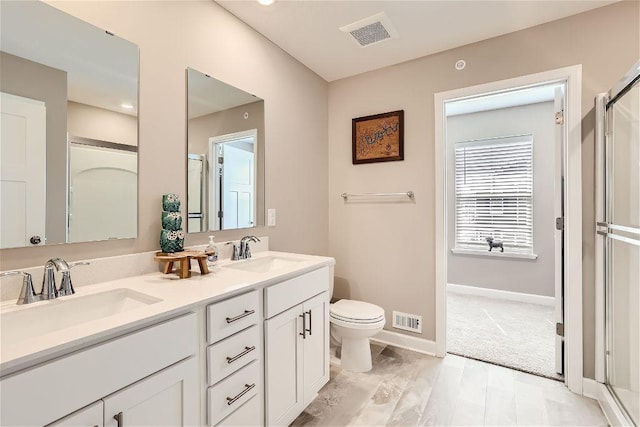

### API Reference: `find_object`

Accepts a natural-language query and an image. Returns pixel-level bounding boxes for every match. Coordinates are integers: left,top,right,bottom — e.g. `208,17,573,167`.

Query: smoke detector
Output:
339,12,398,48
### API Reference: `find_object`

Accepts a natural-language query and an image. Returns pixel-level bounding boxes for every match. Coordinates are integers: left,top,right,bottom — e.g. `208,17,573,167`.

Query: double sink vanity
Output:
0,250,335,426
0,2,332,425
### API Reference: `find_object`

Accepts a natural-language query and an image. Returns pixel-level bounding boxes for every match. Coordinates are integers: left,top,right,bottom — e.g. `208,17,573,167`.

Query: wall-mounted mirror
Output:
0,1,138,249
186,67,265,233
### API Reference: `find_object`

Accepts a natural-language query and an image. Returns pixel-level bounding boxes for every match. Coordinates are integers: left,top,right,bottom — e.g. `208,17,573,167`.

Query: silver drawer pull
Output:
227,346,256,364
226,383,255,405
226,309,255,323
113,412,124,427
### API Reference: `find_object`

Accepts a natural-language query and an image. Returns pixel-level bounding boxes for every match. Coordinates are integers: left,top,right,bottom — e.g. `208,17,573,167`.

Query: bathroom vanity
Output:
0,251,335,426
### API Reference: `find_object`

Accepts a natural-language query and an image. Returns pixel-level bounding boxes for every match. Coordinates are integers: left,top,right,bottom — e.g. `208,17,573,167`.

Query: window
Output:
454,134,533,254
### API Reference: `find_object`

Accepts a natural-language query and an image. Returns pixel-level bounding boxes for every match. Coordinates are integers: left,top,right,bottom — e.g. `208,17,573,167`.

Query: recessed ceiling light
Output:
121,103,134,109
258,0,274,5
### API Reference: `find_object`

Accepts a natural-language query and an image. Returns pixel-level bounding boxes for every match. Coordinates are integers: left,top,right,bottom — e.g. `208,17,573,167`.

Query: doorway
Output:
444,83,563,379
208,129,257,231
435,65,584,393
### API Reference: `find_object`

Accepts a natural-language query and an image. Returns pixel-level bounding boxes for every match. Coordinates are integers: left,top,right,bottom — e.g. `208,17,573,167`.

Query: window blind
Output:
454,135,534,252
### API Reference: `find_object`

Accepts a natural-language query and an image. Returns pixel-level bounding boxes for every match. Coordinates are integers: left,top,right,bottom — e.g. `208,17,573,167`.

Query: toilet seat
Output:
330,299,385,324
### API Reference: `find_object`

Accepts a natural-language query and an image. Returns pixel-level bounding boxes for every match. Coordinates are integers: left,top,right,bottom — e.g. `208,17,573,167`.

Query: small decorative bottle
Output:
205,235,219,266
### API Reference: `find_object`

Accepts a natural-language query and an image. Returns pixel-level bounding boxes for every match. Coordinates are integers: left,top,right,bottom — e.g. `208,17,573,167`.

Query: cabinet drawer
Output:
264,267,329,318
208,325,259,385
207,361,260,426
215,394,261,427
207,290,259,344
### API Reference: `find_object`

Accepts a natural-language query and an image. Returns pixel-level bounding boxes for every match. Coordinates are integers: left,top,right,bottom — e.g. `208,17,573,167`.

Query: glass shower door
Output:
601,63,639,426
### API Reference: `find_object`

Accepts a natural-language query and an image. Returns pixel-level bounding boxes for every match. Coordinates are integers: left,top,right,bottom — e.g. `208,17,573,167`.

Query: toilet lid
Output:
330,299,385,323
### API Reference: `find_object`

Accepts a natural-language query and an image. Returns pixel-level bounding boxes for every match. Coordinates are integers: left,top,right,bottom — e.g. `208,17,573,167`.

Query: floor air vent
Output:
339,12,398,48
392,311,422,333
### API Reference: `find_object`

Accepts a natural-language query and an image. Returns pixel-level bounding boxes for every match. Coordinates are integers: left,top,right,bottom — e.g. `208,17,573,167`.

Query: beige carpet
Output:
447,290,563,380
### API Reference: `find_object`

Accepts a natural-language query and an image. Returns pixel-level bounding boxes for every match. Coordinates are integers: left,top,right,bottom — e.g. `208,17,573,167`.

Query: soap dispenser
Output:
206,235,219,265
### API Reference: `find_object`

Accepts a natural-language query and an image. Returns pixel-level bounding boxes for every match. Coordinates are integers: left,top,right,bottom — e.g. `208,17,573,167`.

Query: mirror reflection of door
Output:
187,154,206,233
209,129,257,231
0,92,46,248
68,138,137,243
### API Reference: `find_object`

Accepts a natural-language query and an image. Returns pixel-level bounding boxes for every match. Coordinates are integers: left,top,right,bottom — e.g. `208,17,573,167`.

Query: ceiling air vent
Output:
339,12,398,48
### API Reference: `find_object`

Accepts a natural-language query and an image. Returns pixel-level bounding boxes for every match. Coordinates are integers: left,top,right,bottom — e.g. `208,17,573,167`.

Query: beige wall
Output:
67,101,137,146
0,51,68,245
447,102,556,297
0,1,328,269
328,1,639,379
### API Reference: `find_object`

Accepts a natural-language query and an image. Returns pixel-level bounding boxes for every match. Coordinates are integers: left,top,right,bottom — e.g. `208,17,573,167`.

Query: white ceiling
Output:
217,0,618,82
1,1,138,115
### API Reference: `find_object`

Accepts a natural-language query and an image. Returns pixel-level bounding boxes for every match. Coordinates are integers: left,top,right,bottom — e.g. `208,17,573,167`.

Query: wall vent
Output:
392,311,422,333
339,12,398,48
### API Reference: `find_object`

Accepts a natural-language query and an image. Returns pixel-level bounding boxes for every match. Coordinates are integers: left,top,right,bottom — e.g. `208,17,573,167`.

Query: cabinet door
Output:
103,357,198,427
47,401,103,427
302,291,330,406
265,304,303,426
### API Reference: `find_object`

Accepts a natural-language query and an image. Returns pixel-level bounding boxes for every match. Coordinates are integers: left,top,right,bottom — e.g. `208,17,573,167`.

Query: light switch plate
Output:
267,209,276,226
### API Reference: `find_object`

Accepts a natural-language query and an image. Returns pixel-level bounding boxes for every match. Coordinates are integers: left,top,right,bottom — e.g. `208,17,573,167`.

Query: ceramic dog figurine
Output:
486,237,504,252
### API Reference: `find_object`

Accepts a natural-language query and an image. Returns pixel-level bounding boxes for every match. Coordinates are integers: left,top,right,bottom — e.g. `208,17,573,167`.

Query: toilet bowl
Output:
329,299,385,373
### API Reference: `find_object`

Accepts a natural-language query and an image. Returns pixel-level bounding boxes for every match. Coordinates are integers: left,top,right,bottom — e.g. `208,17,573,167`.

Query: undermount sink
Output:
0,288,162,348
224,255,305,274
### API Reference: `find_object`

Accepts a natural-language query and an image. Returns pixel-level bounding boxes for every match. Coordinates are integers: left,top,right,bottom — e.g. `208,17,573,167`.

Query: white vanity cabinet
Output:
205,290,262,427
48,402,104,427
2,313,198,427
48,358,197,427
264,268,330,426
103,357,198,427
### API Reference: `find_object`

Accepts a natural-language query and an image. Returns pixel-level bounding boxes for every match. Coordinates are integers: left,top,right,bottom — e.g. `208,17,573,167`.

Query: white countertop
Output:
0,251,335,376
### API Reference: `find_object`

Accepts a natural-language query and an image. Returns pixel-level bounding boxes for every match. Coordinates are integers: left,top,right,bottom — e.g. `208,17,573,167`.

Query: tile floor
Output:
292,343,608,426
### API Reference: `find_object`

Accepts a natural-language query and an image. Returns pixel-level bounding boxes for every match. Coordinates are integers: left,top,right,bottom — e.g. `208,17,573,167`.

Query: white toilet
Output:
329,299,386,372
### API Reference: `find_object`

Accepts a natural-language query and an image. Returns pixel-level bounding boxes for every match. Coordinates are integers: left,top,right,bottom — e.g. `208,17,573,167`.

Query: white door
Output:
47,401,103,427
0,92,46,248
103,357,198,427
68,143,137,243
187,154,205,233
554,86,565,375
222,144,254,229
302,292,330,406
265,304,304,426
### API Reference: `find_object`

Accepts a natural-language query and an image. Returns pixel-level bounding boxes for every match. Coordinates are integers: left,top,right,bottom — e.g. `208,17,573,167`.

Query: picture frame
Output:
352,110,404,164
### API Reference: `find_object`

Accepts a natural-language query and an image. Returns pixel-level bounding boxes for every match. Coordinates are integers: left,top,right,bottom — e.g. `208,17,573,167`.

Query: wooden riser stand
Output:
154,251,213,279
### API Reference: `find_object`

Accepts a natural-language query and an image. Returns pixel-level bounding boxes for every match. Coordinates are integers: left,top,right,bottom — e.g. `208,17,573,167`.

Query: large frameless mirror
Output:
0,1,139,249
186,67,265,233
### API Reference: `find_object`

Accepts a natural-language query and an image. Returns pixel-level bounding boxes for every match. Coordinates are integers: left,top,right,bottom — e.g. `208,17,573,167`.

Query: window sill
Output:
451,247,538,260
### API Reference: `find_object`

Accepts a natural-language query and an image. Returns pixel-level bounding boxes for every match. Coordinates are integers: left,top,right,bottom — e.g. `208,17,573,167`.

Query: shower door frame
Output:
594,60,640,427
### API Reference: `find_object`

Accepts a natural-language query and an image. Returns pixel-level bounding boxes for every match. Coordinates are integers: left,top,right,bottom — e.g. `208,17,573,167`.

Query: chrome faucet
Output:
41,258,70,300
0,258,90,305
59,262,90,296
227,241,240,261
239,236,260,260
0,271,37,305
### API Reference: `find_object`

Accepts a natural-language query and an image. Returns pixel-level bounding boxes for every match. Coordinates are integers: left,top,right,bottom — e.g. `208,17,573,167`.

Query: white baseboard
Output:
583,378,633,426
371,329,437,356
448,283,554,307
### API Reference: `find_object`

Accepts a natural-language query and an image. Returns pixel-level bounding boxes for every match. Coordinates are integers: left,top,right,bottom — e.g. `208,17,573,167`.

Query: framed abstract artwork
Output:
352,110,404,164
